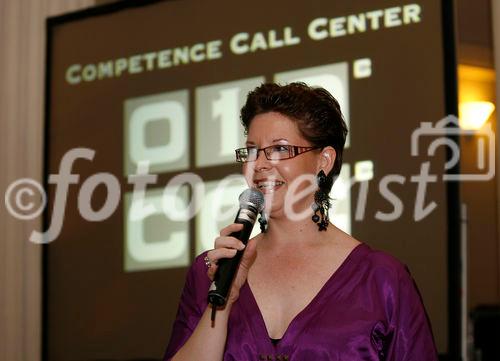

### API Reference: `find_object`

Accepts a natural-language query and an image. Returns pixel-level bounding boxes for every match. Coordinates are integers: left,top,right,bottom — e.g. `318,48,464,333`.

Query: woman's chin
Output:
266,201,315,223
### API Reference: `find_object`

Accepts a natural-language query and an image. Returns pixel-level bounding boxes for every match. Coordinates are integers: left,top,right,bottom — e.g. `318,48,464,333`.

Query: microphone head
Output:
239,188,265,213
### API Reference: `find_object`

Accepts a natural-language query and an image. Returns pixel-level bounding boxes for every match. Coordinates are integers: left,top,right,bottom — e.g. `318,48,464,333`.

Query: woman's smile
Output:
253,178,285,193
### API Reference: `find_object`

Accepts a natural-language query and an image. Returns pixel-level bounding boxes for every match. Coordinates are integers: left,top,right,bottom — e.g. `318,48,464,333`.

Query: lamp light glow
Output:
458,101,495,130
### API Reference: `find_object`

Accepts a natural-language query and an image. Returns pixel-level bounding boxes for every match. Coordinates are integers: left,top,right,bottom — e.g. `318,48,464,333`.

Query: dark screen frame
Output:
441,0,461,360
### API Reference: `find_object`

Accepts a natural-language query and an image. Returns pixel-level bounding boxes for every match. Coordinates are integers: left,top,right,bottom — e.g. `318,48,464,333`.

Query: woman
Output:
164,82,438,360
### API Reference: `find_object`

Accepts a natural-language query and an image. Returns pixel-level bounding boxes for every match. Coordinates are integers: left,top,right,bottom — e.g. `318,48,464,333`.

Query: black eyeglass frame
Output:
234,145,321,163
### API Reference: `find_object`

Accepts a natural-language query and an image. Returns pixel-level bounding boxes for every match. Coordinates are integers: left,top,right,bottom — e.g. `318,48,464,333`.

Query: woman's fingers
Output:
205,248,237,281
220,223,244,237
207,263,217,280
207,247,238,263
214,235,246,251
205,223,247,281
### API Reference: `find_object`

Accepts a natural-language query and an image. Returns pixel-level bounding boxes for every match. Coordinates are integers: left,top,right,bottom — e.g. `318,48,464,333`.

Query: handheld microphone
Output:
207,188,265,312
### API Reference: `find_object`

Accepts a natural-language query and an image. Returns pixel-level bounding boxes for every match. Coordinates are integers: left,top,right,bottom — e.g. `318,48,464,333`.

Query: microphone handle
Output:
207,219,254,307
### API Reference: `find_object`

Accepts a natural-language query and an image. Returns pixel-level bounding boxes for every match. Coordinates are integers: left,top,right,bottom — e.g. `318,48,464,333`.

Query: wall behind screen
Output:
45,0,450,359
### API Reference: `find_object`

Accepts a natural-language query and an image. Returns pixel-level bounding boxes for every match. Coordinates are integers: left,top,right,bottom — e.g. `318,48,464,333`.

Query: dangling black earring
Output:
312,170,331,231
258,211,268,233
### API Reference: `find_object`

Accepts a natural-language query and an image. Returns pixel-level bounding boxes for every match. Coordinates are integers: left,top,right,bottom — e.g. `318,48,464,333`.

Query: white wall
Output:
0,1,94,360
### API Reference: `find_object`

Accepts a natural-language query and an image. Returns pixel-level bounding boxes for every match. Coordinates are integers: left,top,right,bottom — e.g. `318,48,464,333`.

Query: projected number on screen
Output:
124,90,189,175
196,77,264,167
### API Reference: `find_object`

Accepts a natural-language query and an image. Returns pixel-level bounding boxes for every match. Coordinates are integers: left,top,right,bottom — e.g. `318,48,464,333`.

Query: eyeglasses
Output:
235,144,320,163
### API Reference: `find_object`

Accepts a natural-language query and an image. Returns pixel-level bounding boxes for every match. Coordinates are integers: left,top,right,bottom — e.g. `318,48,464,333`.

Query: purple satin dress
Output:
164,243,438,360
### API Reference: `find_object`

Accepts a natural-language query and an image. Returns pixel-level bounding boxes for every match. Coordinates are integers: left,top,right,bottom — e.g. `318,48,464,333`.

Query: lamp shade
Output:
458,101,495,130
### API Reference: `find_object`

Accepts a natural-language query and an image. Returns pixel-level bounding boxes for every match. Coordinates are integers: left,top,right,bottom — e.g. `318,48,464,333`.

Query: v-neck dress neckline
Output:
240,243,367,347
164,241,439,361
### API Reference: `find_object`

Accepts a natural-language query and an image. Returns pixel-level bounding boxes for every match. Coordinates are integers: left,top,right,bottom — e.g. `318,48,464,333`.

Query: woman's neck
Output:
261,213,332,249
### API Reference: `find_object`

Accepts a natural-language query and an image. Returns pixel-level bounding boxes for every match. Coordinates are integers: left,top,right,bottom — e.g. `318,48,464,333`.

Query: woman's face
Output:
243,112,323,219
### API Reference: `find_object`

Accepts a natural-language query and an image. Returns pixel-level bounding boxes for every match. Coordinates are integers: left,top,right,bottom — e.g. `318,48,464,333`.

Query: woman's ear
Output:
318,146,336,175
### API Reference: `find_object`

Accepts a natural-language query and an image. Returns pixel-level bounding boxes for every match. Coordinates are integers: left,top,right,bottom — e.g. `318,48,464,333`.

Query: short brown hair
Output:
240,82,348,190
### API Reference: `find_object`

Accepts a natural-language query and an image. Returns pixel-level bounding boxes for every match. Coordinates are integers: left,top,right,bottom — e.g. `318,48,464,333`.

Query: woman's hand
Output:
206,223,258,306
